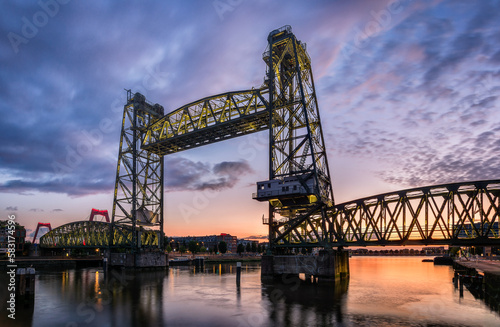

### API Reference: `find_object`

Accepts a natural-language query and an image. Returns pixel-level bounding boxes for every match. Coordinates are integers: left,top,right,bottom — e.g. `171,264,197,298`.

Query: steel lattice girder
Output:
112,90,164,250
143,88,270,155
263,26,334,251
270,180,500,247
39,221,161,248
266,28,333,207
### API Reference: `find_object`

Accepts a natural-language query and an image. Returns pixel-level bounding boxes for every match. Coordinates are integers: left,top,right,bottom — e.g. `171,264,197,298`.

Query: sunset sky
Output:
1,0,500,241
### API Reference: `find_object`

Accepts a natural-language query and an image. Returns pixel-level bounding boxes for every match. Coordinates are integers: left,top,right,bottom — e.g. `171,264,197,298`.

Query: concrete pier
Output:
453,258,500,312
262,250,349,283
109,252,167,268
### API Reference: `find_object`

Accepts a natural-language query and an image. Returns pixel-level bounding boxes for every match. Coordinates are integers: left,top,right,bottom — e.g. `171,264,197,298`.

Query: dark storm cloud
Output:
0,0,274,197
465,0,499,32
165,157,253,192
323,0,500,193
375,123,500,187
0,1,213,196
491,50,500,63
423,33,483,84
0,176,112,196
2,0,500,201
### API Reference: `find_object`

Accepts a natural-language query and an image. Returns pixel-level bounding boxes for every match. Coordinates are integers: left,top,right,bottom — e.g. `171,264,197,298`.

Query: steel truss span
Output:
143,88,270,155
39,221,161,248
271,180,500,247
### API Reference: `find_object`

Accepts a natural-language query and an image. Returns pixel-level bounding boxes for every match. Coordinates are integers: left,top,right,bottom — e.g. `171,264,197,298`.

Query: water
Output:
1,257,499,326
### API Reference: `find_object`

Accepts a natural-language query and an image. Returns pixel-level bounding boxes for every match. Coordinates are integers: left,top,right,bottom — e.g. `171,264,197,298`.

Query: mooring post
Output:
453,271,458,288
236,262,241,286
15,267,35,305
459,274,464,297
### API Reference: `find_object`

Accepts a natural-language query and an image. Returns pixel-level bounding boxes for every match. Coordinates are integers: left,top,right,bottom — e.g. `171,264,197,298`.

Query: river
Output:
1,256,499,326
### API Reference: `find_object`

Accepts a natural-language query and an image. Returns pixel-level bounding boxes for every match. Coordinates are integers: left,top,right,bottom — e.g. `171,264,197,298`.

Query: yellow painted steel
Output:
40,221,160,248
143,88,269,154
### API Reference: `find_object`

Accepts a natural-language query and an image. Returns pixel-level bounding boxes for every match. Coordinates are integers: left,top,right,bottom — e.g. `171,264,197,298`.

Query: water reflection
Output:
0,274,35,327
262,277,348,326
32,268,168,327
100,269,166,326
1,259,499,326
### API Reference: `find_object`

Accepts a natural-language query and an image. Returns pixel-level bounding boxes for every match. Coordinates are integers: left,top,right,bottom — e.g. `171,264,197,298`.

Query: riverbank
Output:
454,257,500,276
454,258,500,313
169,254,261,264
0,256,103,269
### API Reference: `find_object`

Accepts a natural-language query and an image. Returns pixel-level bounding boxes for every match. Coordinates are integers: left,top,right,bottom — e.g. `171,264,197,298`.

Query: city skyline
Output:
2,0,500,240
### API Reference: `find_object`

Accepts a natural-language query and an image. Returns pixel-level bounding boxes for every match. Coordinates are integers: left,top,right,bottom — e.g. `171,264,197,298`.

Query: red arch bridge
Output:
40,179,500,249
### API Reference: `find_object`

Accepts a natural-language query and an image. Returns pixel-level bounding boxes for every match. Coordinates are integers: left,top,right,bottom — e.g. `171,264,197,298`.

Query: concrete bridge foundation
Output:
109,252,167,268
262,250,349,283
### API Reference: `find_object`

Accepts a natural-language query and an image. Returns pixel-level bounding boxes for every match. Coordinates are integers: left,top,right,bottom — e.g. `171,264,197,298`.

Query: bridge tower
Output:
254,26,335,252
32,222,52,244
111,90,165,252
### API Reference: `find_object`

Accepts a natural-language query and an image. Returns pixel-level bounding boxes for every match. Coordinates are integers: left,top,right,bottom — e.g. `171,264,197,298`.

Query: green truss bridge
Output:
40,221,161,249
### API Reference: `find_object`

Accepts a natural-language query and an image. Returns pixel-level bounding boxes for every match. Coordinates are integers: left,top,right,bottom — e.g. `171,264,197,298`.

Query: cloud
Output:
0,173,114,197
52,209,63,212
5,206,17,211
165,157,254,191
1,0,500,206
29,208,44,212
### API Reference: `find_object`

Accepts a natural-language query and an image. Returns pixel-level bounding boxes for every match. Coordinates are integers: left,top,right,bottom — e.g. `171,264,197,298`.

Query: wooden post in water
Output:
236,262,241,286
15,268,35,305
459,275,464,297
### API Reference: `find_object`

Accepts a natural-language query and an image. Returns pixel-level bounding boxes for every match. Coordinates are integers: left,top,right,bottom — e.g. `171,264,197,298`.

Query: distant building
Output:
237,239,258,249
218,233,237,253
0,220,26,254
171,233,238,253
425,246,445,254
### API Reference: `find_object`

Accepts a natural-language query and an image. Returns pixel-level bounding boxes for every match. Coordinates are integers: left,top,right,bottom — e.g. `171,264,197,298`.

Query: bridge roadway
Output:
40,179,500,249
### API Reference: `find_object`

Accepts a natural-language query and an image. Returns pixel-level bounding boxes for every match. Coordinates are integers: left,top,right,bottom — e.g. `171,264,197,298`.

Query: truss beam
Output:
269,180,500,247
39,221,161,249
143,88,270,155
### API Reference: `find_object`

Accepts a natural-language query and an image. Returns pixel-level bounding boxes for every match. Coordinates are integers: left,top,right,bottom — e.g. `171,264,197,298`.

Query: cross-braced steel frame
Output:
143,89,270,154
111,90,165,251
262,26,334,251
328,180,500,246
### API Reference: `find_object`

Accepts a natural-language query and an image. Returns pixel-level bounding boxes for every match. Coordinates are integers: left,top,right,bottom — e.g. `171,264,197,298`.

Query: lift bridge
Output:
41,26,500,252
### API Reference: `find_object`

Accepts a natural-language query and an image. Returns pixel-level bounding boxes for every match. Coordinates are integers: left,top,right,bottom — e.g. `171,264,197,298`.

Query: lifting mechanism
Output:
112,25,334,252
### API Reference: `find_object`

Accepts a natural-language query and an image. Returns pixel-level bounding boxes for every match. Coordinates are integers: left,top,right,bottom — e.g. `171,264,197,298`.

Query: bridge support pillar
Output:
109,252,167,268
261,250,349,283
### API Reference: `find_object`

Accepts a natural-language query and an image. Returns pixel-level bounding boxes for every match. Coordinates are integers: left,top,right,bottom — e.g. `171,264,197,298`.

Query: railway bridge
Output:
41,26,500,276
